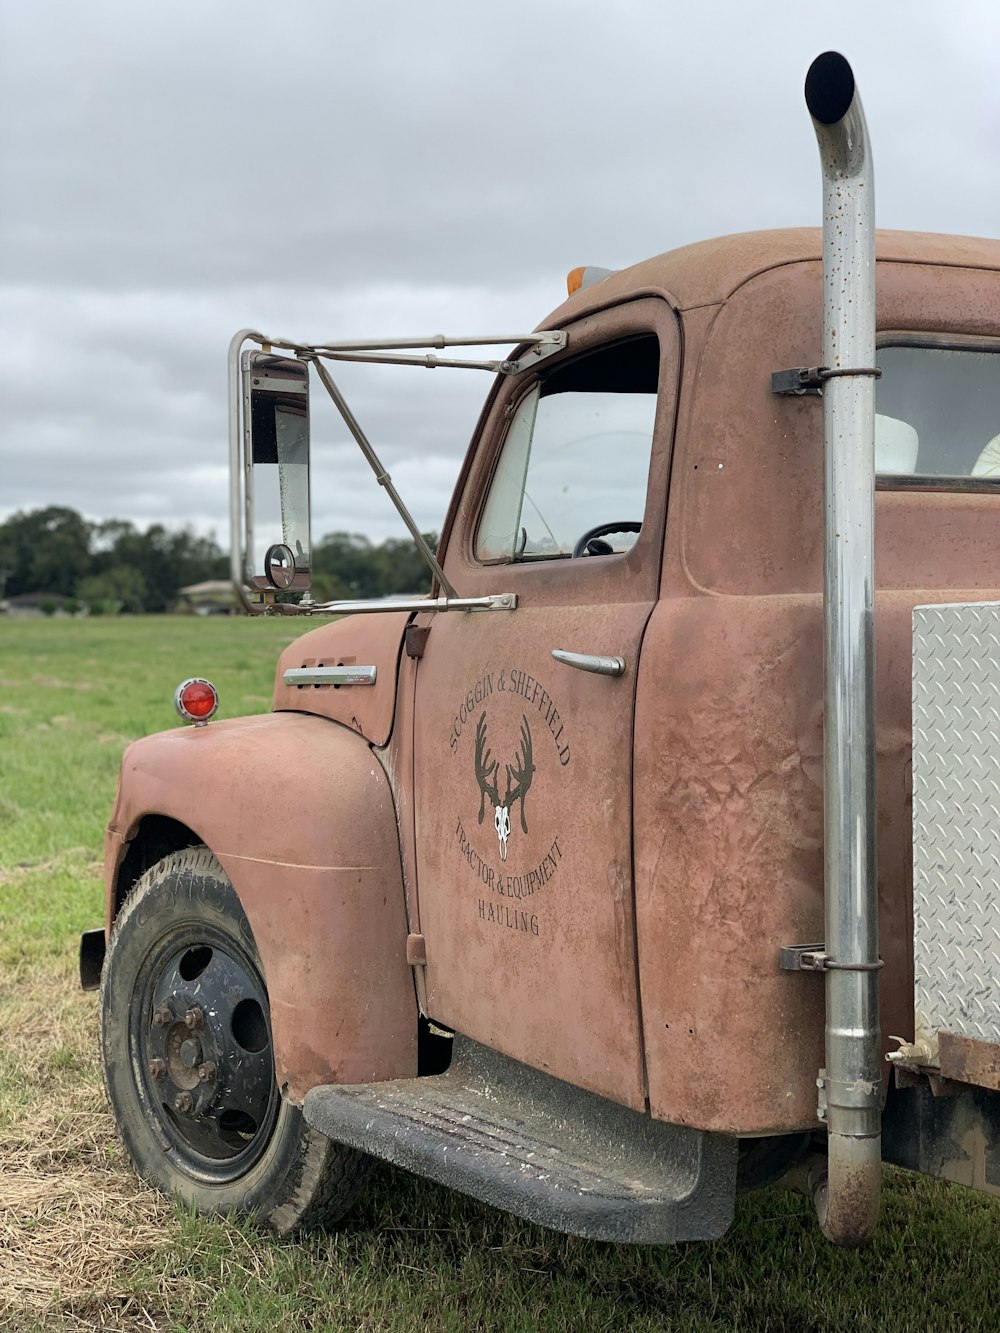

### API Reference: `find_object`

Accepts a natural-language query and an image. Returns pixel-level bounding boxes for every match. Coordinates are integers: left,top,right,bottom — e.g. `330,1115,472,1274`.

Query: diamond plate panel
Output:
912,602,1000,1052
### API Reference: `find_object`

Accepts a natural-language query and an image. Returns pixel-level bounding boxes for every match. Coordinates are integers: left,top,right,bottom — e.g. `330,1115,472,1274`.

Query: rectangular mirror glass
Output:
241,351,311,590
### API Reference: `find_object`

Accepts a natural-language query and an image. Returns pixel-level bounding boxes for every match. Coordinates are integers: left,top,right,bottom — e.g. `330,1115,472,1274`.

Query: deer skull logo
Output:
475,711,535,860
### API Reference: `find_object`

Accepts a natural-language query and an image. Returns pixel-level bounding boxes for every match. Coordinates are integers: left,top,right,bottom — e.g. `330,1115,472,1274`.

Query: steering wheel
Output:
572,522,642,559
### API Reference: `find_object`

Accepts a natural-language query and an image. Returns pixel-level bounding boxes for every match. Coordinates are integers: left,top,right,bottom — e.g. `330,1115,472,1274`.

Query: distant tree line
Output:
310,531,436,603
0,507,436,614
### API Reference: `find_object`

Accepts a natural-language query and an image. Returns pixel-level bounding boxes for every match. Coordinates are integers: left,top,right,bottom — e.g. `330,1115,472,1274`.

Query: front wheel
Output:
100,846,370,1234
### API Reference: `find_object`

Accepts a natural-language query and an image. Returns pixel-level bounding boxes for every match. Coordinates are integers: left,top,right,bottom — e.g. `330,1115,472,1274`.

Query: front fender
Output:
106,712,417,1102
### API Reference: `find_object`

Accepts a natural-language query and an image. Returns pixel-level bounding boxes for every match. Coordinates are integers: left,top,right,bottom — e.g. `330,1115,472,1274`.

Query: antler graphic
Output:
474,711,535,860
504,714,535,834
474,711,500,825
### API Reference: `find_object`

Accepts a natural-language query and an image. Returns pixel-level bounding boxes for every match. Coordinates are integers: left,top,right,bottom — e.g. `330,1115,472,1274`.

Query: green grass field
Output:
1,616,997,1332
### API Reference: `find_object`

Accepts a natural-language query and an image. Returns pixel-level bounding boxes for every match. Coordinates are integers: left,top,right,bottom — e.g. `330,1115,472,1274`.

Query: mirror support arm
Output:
307,355,459,601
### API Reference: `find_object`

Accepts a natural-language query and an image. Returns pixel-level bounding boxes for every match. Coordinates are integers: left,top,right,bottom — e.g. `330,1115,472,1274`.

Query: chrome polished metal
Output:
228,327,561,615
283,665,378,687
173,678,219,727
912,601,1000,1059
806,49,881,1246
247,330,566,374
228,323,570,614
551,649,626,678
228,328,267,615
301,593,518,616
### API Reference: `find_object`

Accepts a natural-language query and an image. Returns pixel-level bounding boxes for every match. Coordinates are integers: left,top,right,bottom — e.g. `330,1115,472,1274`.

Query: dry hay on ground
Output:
0,971,198,1330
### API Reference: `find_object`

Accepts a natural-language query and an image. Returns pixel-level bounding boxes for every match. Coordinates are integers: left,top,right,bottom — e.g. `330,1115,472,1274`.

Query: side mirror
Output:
239,350,311,591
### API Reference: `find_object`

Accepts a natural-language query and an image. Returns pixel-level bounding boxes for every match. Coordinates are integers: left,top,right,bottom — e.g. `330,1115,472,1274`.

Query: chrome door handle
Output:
551,649,626,678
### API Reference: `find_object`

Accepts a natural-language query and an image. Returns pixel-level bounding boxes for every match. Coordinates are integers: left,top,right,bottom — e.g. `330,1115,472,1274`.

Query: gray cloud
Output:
2,0,997,551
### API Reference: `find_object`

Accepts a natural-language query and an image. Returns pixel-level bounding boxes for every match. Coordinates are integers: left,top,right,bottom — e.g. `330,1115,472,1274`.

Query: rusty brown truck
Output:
82,53,1000,1248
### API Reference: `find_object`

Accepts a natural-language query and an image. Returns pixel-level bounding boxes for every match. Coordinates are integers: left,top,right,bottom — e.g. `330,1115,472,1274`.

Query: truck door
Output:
412,299,680,1109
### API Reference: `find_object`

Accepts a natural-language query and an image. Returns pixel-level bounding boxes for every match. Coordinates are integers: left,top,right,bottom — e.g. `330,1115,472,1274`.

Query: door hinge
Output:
406,933,427,966
405,625,431,659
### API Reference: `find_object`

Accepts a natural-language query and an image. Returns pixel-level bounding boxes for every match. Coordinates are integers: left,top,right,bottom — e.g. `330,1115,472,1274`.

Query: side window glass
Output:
876,345,1000,480
476,336,659,562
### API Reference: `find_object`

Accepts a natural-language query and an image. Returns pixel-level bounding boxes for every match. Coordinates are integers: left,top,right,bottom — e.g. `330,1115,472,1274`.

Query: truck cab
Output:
87,56,1000,1248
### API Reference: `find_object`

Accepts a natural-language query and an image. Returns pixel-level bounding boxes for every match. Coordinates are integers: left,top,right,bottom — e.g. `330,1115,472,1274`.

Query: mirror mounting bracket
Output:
231,327,558,616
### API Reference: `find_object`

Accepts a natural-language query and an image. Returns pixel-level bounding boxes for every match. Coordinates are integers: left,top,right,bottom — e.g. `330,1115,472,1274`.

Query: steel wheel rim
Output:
128,921,280,1184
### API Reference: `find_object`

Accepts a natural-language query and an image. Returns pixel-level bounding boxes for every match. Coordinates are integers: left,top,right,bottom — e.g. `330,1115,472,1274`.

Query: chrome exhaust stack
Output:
805,51,882,1247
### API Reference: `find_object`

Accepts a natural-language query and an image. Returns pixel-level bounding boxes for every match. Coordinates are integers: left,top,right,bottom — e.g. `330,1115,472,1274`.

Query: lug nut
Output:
184,1007,205,1031
174,1092,193,1113
152,1005,173,1027
197,1061,217,1083
148,1058,167,1079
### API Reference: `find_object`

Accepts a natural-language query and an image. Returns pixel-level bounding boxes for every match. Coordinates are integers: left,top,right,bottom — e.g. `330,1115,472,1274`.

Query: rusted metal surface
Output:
815,1134,881,1248
414,597,649,1107
680,260,1000,601
939,1032,1000,1093
373,639,425,1008
106,711,417,1102
271,610,410,745
107,229,1000,1140
883,1077,1000,1194
632,585,955,1133
925,1073,967,1098
435,232,998,609
538,229,998,341
408,297,682,1110
435,232,999,617
412,237,998,1128
633,246,999,1135
103,828,127,939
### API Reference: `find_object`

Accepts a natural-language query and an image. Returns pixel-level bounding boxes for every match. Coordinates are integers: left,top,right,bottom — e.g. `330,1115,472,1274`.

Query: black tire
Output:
100,846,371,1234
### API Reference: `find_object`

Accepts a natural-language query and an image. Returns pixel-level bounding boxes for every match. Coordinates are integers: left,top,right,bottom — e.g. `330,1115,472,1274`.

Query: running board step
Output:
303,1037,736,1243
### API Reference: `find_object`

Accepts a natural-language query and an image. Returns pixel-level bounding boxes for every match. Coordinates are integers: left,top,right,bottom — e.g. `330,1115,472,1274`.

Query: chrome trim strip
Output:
283,665,377,687
228,328,266,615
300,593,517,615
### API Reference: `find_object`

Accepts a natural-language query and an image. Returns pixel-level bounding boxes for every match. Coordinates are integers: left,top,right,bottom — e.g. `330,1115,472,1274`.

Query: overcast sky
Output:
2,1,997,553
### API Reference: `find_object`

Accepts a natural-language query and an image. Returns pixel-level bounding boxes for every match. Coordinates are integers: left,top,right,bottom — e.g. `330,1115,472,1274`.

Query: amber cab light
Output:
174,678,219,726
566,265,616,296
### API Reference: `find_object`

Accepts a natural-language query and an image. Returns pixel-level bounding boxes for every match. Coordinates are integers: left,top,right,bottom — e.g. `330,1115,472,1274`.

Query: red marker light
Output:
174,678,218,725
